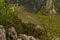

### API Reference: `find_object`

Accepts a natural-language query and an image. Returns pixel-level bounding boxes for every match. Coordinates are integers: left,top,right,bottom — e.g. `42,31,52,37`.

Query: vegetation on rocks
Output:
0,0,60,40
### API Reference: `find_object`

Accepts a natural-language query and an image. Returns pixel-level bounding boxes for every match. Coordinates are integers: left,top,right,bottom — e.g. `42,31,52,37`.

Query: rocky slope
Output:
0,0,60,40
0,25,60,40
0,25,39,40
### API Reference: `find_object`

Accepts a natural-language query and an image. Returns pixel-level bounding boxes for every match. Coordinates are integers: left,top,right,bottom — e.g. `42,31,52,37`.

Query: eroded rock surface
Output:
18,34,28,40
8,27,17,40
17,34,39,40
0,25,6,40
0,25,39,40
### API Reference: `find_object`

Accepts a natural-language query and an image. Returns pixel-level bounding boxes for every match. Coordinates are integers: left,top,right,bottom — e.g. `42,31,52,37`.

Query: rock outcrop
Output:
27,36,36,40
0,25,6,40
8,27,17,40
2,25,59,40
0,25,39,40
17,34,28,40
17,34,39,40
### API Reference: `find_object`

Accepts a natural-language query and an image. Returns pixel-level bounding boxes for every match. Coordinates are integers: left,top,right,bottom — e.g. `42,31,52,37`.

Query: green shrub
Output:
21,23,47,40
0,0,19,29
0,0,19,40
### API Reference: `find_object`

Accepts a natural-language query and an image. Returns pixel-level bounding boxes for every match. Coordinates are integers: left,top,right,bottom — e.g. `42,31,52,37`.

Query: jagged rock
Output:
27,36,36,40
0,25,6,40
17,34,39,40
46,0,53,10
46,0,56,14
18,34,28,40
0,25,40,40
17,38,22,40
8,27,17,40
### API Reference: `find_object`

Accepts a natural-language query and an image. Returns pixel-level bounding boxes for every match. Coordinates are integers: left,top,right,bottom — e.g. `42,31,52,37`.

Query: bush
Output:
0,0,19,29
0,0,19,40
21,22,47,40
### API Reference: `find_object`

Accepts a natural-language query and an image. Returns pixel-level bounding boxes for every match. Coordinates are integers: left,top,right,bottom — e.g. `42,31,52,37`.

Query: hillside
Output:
0,0,60,40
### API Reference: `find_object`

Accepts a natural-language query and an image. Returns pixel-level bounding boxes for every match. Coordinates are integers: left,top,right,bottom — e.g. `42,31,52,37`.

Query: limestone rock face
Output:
8,27,17,40
0,25,6,40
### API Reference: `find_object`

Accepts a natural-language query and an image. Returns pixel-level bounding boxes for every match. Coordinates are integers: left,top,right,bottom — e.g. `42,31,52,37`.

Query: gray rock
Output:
17,34,39,40
0,25,6,40
18,34,28,40
8,27,17,40
27,36,36,40
17,38,22,40
0,25,39,40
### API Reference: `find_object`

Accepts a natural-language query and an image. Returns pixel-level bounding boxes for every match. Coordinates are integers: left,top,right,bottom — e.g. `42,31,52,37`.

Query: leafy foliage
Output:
0,0,19,29
0,0,60,40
